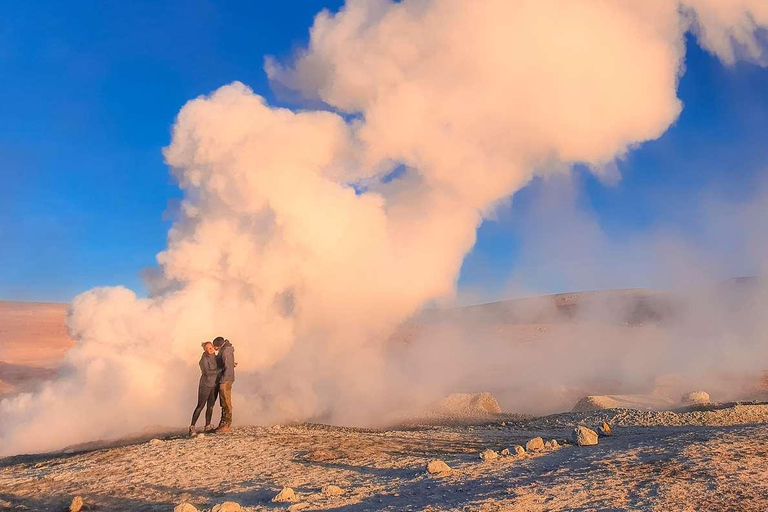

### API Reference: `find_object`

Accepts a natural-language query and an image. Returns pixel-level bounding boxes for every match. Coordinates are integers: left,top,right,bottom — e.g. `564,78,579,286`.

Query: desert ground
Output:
2,288,768,511
3,403,768,511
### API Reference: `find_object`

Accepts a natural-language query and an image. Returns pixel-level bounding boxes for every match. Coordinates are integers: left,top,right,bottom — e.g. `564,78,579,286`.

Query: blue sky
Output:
2,2,768,303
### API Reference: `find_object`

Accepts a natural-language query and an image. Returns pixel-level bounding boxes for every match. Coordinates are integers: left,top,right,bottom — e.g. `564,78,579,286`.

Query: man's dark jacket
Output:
199,352,220,388
216,340,235,383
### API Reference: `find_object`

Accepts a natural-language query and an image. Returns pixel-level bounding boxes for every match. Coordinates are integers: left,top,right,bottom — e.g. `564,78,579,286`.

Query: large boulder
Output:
433,392,502,416
681,391,710,405
273,488,296,503
69,496,84,512
572,394,674,412
426,459,452,474
525,437,544,452
322,485,345,496
479,449,499,461
573,426,599,446
210,502,241,512
174,504,199,512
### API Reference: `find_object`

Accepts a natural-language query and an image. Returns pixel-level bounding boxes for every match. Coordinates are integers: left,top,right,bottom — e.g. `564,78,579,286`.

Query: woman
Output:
189,341,220,436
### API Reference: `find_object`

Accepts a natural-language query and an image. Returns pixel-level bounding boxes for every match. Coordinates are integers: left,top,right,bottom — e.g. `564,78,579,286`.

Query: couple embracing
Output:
189,336,235,436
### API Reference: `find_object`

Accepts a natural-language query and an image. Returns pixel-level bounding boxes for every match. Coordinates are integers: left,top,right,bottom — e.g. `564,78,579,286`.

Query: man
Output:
212,336,235,433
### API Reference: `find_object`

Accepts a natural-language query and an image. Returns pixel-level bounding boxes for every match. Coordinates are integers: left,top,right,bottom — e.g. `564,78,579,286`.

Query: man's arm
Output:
223,347,235,376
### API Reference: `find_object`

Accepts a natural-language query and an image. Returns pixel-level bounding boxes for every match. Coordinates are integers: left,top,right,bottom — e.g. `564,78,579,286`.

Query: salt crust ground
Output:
2,403,768,511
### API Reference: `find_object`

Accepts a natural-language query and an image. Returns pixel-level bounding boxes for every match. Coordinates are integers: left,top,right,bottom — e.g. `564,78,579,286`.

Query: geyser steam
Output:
2,0,768,455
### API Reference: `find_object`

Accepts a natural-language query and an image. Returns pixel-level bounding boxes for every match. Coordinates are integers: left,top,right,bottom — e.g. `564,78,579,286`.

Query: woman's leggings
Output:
191,384,218,426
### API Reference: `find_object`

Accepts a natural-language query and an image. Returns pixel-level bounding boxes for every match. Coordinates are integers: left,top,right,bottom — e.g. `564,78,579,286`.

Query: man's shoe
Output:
216,425,232,433
204,424,215,432
188,426,197,437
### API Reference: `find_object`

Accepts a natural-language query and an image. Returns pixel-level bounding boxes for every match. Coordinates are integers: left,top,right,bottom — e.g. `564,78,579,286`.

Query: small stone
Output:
544,441,553,449
599,421,612,436
500,448,511,456
210,502,242,512
288,504,310,511
479,449,499,461
322,485,344,496
426,459,452,474
525,437,544,452
173,504,199,512
513,445,526,456
573,425,599,446
550,439,560,448
148,438,163,445
196,434,205,439
273,487,297,503
69,496,84,512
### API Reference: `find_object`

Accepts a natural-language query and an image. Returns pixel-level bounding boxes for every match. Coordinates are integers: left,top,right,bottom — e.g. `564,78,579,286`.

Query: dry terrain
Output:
2,404,768,511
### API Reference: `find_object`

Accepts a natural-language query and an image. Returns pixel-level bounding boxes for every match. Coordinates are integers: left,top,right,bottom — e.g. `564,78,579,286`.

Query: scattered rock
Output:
433,392,502,416
196,434,205,439
210,502,242,512
544,441,552,449
599,421,612,436
426,459,452,474
513,445,526,456
525,437,544,452
573,426,599,446
322,485,345,496
500,448,511,456
173,504,199,512
273,487,297,503
550,439,560,448
69,496,84,512
681,391,710,405
148,438,163,445
288,504,310,511
479,449,499,461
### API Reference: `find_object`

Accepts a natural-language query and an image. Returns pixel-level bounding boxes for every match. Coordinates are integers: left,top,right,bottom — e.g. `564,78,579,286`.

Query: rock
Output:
210,502,242,512
273,487,297,503
599,421,612,436
322,485,345,496
69,496,84,512
573,426,599,446
681,391,710,405
479,449,499,461
148,438,163,445
572,394,674,412
426,459,452,474
544,441,552,449
196,434,205,439
550,439,560,448
288,504,310,511
433,392,502,416
173,504,199,512
513,445,526,456
500,448,511,456
525,437,544,452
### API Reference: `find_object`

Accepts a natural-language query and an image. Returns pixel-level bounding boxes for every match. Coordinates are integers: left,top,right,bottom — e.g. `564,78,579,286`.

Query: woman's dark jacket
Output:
199,353,220,388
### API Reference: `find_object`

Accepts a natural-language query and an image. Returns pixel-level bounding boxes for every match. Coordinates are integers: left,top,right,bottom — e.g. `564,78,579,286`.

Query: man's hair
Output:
212,336,226,348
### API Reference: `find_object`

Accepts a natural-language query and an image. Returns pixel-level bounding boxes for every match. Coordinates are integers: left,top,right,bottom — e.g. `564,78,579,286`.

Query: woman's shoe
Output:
188,426,197,437
204,424,215,432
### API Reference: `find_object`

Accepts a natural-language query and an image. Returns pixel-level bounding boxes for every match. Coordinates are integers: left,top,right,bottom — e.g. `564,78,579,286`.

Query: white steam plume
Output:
2,0,767,455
